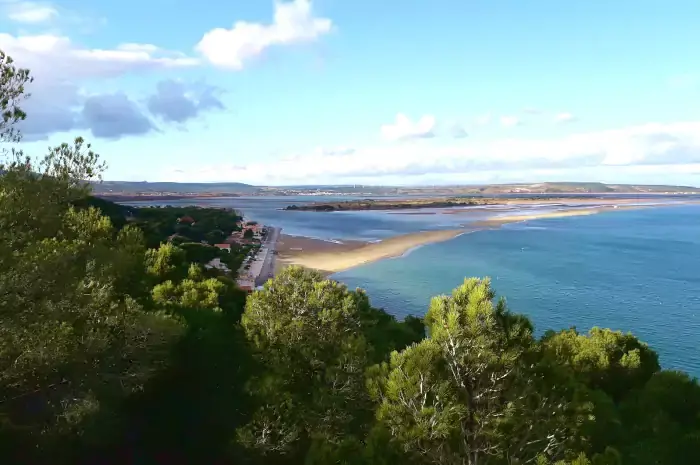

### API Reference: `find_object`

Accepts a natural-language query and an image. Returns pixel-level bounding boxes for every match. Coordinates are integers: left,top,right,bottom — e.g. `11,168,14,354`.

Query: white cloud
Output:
6,1,56,23
160,121,700,185
555,112,576,123
0,32,199,139
381,113,436,141
196,0,332,69
2,1,108,33
474,113,491,126
0,33,197,80
500,116,520,127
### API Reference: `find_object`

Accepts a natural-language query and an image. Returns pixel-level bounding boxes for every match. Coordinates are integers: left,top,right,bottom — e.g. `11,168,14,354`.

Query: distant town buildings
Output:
225,221,264,245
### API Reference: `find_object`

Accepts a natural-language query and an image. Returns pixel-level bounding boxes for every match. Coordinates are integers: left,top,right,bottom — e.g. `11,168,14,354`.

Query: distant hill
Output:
471,182,700,194
90,180,700,198
380,182,700,196
260,182,700,196
93,181,259,195
464,182,691,194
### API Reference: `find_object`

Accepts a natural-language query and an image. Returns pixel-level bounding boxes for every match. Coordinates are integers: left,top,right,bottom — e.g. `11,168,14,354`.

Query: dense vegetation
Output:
93,180,258,195
123,204,243,248
284,198,480,212
282,196,609,212
2,51,700,465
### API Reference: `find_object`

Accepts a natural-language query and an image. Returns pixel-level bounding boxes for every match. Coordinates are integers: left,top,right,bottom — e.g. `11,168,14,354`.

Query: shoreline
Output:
277,229,467,275
275,202,691,275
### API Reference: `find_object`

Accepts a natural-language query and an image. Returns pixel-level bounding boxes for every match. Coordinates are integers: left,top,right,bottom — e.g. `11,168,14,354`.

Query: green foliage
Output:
243,228,254,239
145,242,189,284
206,228,226,244
614,370,700,464
96,283,252,465
72,195,135,230
369,278,586,465
0,133,183,462
131,205,242,248
179,241,220,264
152,275,227,311
0,50,32,143
355,294,425,361
239,266,372,458
541,327,660,401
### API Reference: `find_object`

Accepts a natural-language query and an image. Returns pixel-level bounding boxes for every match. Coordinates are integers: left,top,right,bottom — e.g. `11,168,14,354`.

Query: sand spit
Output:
277,229,465,275
276,202,699,275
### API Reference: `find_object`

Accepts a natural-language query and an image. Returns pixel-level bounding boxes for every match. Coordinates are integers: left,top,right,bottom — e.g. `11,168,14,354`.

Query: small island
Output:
284,198,488,212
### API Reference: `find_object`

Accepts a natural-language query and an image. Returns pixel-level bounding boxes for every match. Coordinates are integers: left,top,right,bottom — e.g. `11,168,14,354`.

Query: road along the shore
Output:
255,226,281,287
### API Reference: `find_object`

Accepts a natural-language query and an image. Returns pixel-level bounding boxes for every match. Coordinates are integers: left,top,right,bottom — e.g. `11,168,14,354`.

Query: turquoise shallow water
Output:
334,206,700,377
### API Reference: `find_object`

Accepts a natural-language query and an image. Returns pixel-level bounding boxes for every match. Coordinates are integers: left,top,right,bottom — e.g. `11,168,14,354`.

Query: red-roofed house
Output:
237,278,255,293
239,284,254,293
214,243,231,253
178,216,196,225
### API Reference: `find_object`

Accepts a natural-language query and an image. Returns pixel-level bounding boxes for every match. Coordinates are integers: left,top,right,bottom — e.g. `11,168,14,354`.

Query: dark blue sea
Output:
124,197,700,376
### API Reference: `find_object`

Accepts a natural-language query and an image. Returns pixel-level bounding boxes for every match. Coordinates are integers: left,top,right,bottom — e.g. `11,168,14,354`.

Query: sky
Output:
1,0,700,186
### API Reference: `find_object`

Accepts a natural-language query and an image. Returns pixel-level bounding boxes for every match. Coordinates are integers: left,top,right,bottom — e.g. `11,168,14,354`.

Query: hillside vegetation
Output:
2,50,700,465
93,180,258,194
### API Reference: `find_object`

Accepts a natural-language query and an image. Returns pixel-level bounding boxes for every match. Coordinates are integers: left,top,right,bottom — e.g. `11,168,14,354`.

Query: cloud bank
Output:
160,121,700,185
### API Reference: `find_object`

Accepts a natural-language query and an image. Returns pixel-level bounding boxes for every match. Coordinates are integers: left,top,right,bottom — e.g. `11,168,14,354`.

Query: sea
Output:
124,196,700,377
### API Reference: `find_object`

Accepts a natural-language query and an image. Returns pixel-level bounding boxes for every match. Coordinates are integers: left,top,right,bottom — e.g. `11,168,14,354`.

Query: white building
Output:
205,258,230,272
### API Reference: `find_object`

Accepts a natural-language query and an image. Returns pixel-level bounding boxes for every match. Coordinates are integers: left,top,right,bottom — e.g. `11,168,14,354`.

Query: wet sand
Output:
276,202,697,275
387,199,671,216
277,229,466,275
470,204,641,227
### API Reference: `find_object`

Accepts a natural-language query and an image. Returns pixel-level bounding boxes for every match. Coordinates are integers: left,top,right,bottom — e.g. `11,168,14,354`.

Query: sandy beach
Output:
274,202,696,275
277,229,467,275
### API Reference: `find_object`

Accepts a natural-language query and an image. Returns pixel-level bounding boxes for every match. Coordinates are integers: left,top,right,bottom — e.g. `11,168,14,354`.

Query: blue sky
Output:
1,0,700,186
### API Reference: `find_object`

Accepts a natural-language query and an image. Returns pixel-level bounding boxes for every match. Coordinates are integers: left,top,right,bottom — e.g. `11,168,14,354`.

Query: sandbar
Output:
276,202,696,275
277,229,466,275
470,204,640,227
